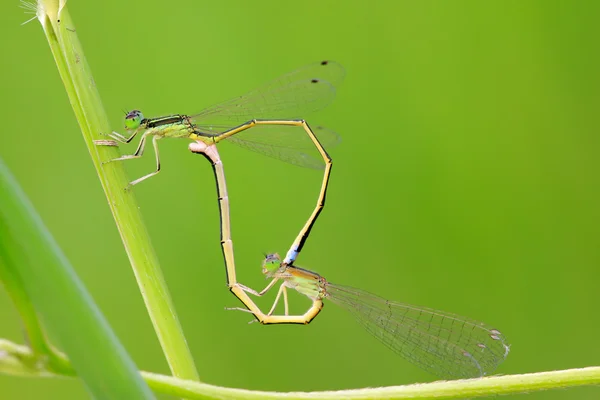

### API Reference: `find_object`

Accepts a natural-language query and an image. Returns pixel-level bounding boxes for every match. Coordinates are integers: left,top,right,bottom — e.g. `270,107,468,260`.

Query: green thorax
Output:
124,110,194,139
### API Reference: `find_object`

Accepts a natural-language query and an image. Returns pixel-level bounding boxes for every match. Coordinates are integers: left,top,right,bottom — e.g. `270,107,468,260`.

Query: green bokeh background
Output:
1,1,599,399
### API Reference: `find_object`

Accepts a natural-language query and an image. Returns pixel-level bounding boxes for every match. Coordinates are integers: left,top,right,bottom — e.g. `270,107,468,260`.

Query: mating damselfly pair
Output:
101,60,509,379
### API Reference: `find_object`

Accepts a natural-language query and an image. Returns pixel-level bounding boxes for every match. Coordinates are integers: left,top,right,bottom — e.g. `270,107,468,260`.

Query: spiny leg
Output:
225,278,280,313
108,127,142,143
229,283,324,325
267,284,288,316
106,130,152,164
236,278,279,297
229,280,287,316
126,135,163,187
283,284,289,315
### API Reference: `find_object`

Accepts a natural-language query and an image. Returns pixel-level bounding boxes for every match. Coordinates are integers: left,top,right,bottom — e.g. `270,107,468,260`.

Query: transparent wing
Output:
190,60,345,131
326,284,510,379
226,126,339,169
195,123,340,150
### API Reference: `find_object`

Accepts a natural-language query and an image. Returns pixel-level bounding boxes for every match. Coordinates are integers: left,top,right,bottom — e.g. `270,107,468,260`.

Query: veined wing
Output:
326,283,510,379
190,61,345,132
224,125,340,170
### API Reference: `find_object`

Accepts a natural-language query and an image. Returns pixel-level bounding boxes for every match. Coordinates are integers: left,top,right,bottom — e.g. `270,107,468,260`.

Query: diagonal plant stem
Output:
0,339,598,400
30,0,199,382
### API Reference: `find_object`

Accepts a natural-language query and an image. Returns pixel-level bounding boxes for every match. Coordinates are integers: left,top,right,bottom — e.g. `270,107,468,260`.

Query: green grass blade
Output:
0,158,154,399
30,0,199,381
0,249,72,376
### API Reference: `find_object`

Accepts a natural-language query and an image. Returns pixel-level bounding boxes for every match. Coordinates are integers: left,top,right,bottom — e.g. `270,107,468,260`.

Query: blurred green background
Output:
1,0,599,399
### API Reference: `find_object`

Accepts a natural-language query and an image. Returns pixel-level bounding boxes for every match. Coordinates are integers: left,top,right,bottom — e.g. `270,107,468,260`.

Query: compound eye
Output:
124,110,144,129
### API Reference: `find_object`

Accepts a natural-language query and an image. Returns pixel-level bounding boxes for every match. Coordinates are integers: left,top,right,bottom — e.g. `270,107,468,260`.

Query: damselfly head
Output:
124,110,144,130
262,253,281,276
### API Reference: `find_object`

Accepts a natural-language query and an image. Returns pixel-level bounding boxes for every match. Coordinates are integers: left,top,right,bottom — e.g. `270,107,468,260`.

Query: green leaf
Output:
0,158,154,399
